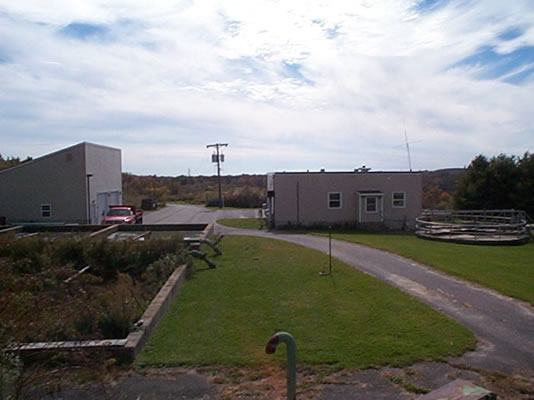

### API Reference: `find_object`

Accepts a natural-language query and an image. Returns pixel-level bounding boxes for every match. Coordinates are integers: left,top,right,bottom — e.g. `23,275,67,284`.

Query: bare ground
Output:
23,359,534,399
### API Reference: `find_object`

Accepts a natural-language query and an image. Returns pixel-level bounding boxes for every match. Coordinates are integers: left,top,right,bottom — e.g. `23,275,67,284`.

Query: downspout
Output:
296,181,300,226
265,331,297,400
381,196,384,223
357,193,361,223
86,173,93,224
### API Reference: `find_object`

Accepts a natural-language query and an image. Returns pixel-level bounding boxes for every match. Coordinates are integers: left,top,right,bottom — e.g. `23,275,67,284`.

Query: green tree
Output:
517,152,534,217
453,155,491,209
453,153,533,217
486,154,521,209
0,155,32,171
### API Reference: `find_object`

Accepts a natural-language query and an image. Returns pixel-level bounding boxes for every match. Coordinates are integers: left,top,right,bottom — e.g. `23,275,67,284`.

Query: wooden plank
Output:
0,226,23,235
89,224,119,239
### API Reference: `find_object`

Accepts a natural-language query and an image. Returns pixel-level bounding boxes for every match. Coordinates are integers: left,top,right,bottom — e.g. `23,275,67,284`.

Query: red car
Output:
102,205,143,224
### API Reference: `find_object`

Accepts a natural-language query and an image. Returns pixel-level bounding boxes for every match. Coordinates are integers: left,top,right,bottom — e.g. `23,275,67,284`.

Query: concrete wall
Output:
272,171,422,229
0,142,122,224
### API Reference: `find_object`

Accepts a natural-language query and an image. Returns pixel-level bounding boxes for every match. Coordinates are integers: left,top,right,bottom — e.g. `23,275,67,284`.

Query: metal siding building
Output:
0,142,122,224
267,171,422,230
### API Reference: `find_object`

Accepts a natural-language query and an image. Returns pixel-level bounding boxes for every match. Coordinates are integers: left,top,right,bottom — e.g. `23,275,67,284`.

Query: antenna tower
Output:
404,122,412,172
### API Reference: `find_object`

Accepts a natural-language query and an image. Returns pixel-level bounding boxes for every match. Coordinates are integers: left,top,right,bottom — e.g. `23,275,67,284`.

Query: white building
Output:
267,170,423,230
0,142,122,224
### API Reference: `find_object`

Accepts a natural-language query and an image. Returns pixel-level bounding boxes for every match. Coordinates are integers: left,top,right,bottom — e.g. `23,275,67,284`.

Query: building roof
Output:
0,142,120,175
271,170,421,175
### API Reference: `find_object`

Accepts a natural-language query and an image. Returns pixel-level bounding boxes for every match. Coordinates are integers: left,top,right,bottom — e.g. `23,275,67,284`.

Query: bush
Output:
0,234,187,343
97,274,145,338
205,186,265,208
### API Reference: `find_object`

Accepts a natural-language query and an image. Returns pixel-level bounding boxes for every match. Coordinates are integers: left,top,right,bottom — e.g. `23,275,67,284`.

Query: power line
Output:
206,143,228,209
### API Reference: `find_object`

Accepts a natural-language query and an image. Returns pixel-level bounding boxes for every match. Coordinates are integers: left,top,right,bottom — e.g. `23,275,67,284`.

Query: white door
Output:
109,191,122,206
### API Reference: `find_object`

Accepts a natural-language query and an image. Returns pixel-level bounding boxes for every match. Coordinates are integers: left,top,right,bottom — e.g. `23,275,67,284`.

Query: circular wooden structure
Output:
416,209,532,245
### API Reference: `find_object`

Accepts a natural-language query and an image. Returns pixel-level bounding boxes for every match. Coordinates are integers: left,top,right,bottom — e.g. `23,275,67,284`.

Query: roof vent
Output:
356,165,371,173
320,168,325,173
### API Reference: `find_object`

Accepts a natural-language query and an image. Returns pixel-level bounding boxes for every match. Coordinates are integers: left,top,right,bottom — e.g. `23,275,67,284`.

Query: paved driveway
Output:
144,203,259,225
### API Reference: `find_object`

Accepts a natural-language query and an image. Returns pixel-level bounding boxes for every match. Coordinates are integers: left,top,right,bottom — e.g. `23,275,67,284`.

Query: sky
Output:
1,0,533,176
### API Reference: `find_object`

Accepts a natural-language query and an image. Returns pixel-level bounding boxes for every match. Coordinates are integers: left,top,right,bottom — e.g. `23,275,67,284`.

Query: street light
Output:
86,173,93,224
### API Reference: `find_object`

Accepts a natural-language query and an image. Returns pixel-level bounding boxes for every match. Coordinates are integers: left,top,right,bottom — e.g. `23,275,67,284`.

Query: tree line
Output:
122,173,266,208
453,152,534,217
0,154,32,171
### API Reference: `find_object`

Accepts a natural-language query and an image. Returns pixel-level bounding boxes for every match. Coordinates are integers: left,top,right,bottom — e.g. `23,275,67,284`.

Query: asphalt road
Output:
144,203,260,224
147,205,534,375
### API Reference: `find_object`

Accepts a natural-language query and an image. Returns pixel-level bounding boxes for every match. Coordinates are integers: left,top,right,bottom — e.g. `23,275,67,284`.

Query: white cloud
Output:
0,0,533,174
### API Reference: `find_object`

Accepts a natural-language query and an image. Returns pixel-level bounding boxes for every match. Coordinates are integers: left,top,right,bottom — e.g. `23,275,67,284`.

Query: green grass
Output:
138,236,474,368
217,217,266,229
314,232,534,306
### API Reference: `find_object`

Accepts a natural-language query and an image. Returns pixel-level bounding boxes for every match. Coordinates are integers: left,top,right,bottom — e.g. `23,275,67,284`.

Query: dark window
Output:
392,192,406,208
328,192,342,209
41,204,52,218
365,197,377,213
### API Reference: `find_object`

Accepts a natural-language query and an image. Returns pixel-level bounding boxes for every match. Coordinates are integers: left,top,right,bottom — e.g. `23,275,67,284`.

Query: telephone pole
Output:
206,143,228,209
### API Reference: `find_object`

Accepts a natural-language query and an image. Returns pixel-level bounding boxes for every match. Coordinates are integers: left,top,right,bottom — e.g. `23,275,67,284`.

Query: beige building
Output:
266,170,422,230
0,142,122,225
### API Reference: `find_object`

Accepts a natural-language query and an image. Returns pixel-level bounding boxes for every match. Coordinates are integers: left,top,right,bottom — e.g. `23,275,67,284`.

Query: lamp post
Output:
86,174,93,224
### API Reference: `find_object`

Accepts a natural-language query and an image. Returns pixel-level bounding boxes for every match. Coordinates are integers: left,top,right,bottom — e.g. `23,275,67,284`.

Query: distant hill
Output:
422,168,465,209
122,173,266,208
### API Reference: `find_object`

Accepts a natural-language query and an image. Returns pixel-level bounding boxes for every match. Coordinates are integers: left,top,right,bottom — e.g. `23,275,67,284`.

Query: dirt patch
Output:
18,361,534,399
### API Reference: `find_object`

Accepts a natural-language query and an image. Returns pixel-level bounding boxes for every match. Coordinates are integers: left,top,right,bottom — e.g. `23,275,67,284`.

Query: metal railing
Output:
416,209,531,244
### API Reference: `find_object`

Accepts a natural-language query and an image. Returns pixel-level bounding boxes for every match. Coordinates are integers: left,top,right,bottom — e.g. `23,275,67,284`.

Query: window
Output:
365,197,377,213
41,204,52,218
392,192,406,208
328,192,342,209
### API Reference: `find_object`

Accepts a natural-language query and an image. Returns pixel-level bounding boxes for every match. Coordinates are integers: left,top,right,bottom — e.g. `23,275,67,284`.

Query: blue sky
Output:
0,0,533,175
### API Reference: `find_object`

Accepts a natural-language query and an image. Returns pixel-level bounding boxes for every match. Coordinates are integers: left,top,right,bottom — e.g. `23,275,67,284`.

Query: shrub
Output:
97,274,145,339
0,233,187,343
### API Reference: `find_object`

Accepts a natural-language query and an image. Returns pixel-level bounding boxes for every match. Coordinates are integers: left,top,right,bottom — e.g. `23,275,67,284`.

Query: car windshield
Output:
106,209,132,217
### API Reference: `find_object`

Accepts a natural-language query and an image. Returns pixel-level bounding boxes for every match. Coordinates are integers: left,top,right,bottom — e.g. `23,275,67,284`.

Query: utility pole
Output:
206,143,228,209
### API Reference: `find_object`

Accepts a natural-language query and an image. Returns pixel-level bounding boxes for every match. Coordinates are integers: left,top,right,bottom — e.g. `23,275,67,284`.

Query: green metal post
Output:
265,331,296,400
328,225,332,275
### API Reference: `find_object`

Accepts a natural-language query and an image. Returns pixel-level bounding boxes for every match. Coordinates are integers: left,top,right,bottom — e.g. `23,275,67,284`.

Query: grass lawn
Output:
314,232,534,306
138,236,474,369
217,217,266,229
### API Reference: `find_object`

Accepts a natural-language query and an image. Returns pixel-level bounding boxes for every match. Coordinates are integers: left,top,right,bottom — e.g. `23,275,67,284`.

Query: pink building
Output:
266,170,422,230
